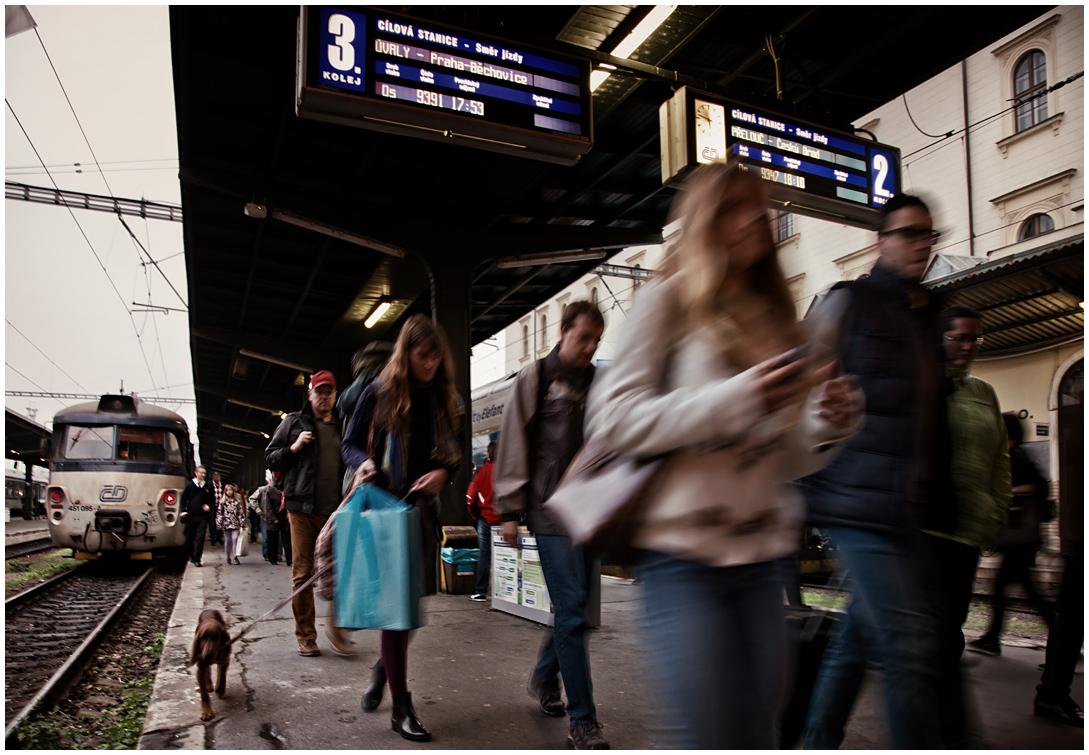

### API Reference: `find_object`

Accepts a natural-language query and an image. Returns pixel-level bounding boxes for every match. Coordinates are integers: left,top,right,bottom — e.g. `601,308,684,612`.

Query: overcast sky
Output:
3,6,514,481
5,6,191,474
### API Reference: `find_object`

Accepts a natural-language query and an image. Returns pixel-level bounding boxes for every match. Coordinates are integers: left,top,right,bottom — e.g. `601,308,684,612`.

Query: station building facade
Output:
500,6,1082,576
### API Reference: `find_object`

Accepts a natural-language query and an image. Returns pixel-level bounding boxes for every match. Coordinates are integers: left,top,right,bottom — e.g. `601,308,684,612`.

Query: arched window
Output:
541,315,548,348
522,325,529,356
1018,213,1055,241
591,287,598,306
1014,50,1048,133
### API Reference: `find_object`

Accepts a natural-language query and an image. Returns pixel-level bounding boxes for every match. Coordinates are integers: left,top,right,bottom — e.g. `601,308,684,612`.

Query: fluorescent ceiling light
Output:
591,4,677,92
219,440,253,449
226,397,286,415
268,208,406,258
237,349,313,373
220,422,270,437
496,249,607,269
364,301,392,328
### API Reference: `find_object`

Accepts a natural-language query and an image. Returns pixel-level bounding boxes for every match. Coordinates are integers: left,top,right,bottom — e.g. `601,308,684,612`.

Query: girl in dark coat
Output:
342,314,464,742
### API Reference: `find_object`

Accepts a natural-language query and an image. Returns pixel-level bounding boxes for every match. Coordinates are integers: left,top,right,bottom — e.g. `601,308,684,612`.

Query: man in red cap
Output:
266,369,356,657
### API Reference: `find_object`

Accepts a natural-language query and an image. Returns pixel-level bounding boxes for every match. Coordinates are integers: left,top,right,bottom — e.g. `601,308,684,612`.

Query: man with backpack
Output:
494,301,609,750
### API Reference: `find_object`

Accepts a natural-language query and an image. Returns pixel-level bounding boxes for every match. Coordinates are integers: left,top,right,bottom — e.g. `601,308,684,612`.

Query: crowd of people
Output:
178,161,1080,748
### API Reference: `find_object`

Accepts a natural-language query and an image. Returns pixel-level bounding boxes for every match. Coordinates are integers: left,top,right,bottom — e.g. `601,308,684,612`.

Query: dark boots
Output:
361,660,386,712
391,693,431,741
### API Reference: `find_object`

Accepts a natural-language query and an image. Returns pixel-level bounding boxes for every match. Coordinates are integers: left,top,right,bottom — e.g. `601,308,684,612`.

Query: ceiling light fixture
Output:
246,203,406,258
220,422,270,437
590,4,678,92
237,349,313,373
495,249,608,269
226,397,287,415
364,299,392,329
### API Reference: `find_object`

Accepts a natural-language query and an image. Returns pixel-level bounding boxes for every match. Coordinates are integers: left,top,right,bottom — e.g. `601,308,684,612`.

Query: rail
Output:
4,565,153,745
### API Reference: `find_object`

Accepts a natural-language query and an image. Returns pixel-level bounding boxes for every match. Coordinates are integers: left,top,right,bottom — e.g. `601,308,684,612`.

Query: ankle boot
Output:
391,693,431,741
361,660,386,712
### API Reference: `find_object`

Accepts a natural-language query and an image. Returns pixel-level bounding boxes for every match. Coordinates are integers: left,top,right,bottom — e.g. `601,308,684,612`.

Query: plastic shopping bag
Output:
334,483,423,631
236,528,249,557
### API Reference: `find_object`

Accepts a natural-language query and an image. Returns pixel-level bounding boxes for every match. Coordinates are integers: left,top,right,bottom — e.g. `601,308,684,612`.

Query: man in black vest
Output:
494,301,610,750
180,465,215,566
801,194,952,749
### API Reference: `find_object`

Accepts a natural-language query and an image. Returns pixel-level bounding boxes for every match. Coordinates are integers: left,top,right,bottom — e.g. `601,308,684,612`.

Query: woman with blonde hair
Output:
584,160,863,748
216,483,246,565
342,314,464,742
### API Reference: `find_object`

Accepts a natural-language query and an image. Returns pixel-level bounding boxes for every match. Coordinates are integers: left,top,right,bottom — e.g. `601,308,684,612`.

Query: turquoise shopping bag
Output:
334,483,423,630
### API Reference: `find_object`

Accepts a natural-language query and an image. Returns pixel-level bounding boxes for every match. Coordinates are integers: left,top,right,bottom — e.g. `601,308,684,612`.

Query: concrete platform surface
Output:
138,542,1083,750
5,518,50,546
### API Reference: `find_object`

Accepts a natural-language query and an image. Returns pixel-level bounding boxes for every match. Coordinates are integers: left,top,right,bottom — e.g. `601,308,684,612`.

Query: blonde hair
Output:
662,161,802,369
376,314,461,436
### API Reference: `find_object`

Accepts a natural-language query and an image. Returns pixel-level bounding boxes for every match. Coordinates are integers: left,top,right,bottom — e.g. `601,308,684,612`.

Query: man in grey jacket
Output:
494,301,609,750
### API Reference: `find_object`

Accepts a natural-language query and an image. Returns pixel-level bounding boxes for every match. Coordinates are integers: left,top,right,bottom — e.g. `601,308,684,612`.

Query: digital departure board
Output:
296,6,593,165
660,87,902,229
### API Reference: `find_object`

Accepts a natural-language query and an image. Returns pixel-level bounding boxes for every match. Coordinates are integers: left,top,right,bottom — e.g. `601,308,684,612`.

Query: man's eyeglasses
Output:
943,335,984,346
879,227,941,244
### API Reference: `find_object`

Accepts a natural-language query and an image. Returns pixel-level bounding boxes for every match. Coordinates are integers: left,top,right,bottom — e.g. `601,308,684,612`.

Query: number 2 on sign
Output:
873,154,893,198
327,13,356,71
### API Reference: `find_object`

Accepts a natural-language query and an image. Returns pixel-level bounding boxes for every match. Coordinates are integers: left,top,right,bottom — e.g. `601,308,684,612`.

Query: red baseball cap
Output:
309,370,337,390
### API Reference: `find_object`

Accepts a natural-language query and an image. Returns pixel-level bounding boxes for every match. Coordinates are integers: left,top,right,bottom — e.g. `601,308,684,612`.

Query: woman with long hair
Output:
342,314,464,742
584,161,863,748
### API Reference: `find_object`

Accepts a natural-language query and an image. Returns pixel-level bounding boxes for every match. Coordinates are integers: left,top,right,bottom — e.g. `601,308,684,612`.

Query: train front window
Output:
63,426,115,460
117,427,183,463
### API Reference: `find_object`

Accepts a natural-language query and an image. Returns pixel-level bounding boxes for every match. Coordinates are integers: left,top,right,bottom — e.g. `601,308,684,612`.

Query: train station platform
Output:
5,518,49,547
138,542,1083,750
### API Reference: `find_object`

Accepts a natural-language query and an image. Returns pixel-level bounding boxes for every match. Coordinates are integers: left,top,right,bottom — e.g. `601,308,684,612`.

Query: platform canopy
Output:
170,5,1049,481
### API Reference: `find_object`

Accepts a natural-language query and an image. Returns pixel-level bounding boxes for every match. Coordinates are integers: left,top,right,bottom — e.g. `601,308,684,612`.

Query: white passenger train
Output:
46,395,193,558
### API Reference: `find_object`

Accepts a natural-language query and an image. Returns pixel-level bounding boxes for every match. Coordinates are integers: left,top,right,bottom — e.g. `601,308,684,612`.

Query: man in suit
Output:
181,465,215,566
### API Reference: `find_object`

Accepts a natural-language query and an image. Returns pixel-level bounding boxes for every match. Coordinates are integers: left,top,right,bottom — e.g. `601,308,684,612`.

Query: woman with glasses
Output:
926,305,1012,746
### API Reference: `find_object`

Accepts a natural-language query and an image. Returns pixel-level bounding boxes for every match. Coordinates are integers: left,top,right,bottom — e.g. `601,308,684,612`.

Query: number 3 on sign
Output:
327,13,355,71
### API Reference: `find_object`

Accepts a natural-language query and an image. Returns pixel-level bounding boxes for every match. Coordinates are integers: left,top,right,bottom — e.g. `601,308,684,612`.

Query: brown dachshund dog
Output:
189,609,232,721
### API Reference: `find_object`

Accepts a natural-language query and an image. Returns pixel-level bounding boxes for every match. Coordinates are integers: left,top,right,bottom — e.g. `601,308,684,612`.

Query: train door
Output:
1056,359,1082,551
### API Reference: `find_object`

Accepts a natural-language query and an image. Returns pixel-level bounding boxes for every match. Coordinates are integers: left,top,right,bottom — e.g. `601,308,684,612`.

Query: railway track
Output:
5,537,56,559
4,563,153,745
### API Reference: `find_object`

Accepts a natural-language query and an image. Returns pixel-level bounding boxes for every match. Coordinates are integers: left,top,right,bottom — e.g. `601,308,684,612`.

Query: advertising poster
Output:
519,535,550,611
492,530,519,603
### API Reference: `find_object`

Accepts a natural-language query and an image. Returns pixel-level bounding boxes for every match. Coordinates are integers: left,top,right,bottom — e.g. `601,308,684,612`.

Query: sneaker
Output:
1035,693,1084,727
528,676,566,717
469,593,488,602
967,636,1001,656
326,625,359,657
298,639,321,657
568,722,610,749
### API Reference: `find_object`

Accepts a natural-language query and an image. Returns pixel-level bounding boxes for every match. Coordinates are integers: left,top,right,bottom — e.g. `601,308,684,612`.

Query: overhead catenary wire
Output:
6,99,160,396
5,319,91,393
34,25,188,312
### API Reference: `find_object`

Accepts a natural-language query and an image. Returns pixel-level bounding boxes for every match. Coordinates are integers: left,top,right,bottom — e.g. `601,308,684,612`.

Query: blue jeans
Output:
475,519,493,595
640,552,787,749
532,534,598,726
803,528,940,749
260,517,283,560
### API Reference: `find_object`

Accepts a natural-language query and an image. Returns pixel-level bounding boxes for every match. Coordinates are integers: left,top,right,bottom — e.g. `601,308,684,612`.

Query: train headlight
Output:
48,488,65,508
163,491,176,505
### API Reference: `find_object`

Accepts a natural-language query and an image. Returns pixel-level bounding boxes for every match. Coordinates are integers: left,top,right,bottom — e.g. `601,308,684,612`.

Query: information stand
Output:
489,526,600,627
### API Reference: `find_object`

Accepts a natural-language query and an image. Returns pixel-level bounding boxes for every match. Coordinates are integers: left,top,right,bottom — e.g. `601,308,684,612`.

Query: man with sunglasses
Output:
801,194,954,749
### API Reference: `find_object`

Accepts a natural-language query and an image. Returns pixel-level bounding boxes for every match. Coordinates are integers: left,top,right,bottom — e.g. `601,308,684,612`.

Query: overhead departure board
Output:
296,6,593,165
660,87,901,229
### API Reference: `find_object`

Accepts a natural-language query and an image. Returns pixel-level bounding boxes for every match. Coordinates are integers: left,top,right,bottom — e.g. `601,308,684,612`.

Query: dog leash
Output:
224,486,416,647
225,563,331,647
